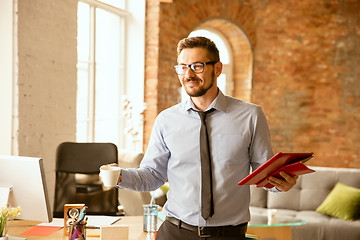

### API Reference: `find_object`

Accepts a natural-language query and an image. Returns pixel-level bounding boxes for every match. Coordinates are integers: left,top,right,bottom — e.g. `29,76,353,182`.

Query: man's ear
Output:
215,61,223,78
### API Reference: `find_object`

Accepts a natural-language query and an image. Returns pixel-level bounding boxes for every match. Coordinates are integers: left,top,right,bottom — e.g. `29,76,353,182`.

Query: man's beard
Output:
184,71,215,97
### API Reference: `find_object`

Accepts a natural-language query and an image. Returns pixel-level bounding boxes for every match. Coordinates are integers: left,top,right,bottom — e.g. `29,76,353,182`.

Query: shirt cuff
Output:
264,186,282,193
116,168,130,189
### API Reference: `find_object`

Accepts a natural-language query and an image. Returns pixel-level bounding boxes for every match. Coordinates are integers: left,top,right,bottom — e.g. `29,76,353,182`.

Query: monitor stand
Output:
0,186,26,240
0,185,12,206
8,237,27,240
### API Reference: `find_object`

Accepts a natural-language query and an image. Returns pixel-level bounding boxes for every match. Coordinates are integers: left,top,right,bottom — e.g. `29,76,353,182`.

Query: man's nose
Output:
184,66,196,78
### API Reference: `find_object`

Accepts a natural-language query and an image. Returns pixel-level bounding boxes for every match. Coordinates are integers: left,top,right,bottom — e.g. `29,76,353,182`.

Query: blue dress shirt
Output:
118,90,274,227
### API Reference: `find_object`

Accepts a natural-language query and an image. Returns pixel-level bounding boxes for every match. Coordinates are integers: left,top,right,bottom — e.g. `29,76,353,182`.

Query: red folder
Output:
238,152,315,188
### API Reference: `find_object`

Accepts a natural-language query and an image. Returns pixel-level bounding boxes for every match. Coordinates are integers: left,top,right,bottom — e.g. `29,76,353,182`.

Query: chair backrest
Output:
53,142,119,217
56,142,118,174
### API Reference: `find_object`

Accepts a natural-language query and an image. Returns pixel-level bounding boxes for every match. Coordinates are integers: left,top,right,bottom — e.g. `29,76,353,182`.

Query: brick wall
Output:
145,0,360,168
253,0,360,168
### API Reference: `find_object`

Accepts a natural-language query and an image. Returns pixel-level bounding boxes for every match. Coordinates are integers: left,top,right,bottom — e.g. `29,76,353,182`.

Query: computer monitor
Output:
0,155,53,222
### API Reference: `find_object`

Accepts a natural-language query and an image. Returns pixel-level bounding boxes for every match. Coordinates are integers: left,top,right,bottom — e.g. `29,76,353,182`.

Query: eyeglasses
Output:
174,61,218,75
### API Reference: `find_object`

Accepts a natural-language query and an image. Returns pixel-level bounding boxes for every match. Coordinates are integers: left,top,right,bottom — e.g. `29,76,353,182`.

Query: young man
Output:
117,36,298,239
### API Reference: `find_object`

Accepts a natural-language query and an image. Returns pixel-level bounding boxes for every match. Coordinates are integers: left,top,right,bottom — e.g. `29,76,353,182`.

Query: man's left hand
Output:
268,171,298,192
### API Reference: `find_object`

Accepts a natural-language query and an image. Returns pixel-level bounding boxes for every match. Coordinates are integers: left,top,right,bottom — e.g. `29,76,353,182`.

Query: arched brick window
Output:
186,29,234,98
192,19,253,102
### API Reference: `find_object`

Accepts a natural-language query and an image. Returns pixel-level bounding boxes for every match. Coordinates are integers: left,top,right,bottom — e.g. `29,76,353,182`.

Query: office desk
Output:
9,216,259,240
8,216,156,240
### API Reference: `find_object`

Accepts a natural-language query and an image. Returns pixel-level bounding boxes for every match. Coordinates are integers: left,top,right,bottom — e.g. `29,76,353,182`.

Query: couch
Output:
249,166,360,240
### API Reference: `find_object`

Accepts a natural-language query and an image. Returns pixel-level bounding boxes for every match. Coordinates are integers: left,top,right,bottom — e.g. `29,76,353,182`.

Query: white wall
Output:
0,0,14,155
16,0,78,207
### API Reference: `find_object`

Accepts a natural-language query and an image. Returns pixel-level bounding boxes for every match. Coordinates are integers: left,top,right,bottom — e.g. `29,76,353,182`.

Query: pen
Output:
86,226,100,229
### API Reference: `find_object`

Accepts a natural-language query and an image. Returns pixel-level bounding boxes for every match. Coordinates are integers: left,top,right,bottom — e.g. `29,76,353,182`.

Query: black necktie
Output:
196,109,214,219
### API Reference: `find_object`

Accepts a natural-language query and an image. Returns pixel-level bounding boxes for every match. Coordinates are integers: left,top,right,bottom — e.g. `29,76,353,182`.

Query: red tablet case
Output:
238,152,315,188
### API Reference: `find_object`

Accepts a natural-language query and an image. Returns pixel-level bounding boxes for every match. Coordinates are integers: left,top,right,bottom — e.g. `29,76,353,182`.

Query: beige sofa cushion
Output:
267,167,360,211
118,149,144,168
267,176,303,210
250,185,267,208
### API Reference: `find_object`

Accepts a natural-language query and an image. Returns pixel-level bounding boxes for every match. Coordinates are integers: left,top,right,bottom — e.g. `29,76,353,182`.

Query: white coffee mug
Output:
99,165,121,187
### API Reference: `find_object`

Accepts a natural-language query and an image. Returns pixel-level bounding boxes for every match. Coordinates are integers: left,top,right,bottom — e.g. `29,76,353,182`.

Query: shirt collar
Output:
183,89,227,113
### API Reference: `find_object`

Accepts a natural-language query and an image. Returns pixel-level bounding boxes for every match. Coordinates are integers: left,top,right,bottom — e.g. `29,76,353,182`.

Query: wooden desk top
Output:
8,216,156,240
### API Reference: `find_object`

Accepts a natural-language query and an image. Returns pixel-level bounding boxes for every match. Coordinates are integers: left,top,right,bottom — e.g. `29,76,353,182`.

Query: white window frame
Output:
77,0,145,151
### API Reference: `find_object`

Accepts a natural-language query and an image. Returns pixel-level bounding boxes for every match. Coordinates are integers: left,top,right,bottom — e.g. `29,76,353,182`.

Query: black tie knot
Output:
195,109,214,123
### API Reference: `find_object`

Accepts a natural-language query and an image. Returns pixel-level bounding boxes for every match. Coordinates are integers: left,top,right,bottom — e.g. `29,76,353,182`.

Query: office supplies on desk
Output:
63,204,86,236
38,215,121,228
86,215,121,227
20,226,62,236
37,218,65,227
67,206,88,240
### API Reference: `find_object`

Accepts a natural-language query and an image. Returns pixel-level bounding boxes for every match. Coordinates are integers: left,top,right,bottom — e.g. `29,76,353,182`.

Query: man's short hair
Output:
177,36,220,62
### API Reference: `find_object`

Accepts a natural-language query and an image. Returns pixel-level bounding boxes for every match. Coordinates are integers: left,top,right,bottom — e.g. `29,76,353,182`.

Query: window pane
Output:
76,62,90,141
77,0,144,149
94,8,123,143
96,9,121,65
94,65,120,143
187,29,233,97
218,73,226,94
189,29,230,64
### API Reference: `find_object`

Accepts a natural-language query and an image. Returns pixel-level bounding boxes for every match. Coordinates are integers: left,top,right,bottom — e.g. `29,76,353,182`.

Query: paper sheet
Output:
37,218,64,227
37,217,64,227
20,226,62,236
86,215,121,227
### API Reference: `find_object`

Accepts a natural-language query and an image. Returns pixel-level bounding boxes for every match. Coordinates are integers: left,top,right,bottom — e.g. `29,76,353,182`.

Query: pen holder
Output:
69,220,87,240
64,204,88,240
64,204,86,236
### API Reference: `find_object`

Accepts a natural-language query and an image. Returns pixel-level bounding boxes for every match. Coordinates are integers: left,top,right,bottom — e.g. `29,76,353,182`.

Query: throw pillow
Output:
316,182,360,221
160,182,170,195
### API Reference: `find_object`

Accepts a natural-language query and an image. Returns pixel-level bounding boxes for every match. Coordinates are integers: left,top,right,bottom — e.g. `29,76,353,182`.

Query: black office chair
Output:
53,142,120,217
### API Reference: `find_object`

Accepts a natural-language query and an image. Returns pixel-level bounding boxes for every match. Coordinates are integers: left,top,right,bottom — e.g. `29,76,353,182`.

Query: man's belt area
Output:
166,216,248,238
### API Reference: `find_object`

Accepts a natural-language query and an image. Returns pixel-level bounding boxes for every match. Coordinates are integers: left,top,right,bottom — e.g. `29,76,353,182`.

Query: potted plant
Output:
0,205,21,240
